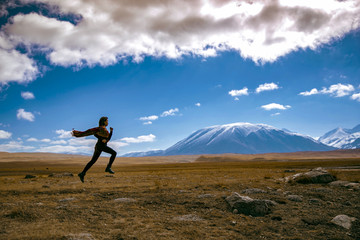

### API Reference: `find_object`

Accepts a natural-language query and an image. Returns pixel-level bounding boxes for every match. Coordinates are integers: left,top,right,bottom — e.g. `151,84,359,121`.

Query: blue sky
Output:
0,0,359,155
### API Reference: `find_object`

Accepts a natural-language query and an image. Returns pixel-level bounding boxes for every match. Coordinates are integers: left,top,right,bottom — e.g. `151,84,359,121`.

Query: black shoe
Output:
105,167,115,174
78,172,85,183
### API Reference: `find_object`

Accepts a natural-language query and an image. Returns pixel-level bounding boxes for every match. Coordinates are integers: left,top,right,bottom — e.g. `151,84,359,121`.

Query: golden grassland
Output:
0,150,359,239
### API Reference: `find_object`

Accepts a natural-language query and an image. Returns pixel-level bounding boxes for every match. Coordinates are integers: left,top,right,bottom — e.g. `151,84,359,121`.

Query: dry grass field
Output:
0,150,359,239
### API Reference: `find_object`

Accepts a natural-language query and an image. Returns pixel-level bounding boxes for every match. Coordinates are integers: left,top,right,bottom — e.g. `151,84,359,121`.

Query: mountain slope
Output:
162,122,333,155
319,124,360,149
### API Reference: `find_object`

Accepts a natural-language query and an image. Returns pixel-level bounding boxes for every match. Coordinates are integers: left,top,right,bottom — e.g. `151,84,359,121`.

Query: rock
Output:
198,194,216,198
114,198,136,203
311,187,332,193
287,167,336,184
48,172,74,177
66,233,94,240
173,214,203,221
59,198,76,202
25,174,36,179
331,215,357,230
329,181,360,190
225,192,276,217
241,188,267,194
284,170,296,173
287,195,303,202
271,216,282,221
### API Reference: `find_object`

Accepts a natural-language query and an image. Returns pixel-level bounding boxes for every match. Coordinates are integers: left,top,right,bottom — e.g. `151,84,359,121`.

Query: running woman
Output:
72,116,117,183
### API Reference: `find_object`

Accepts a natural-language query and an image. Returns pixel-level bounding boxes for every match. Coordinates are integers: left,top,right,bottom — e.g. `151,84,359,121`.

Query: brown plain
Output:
0,149,359,239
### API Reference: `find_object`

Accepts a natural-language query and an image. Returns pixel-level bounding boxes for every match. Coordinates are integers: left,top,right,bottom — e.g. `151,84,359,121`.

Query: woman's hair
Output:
99,116,108,126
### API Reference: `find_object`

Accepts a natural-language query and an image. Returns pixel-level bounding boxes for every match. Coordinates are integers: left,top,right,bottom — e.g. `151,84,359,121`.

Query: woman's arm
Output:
72,127,99,137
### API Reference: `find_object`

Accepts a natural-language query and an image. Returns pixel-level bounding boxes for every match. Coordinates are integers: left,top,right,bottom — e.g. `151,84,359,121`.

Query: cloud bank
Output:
1,0,359,84
299,83,358,99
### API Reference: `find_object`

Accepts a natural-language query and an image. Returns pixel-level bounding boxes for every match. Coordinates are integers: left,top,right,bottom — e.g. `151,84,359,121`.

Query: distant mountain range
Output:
319,124,360,149
122,122,359,157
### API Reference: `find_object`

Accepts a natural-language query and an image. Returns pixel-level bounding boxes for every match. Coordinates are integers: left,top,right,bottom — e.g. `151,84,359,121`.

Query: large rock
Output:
226,192,276,217
331,215,357,230
287,167,336,184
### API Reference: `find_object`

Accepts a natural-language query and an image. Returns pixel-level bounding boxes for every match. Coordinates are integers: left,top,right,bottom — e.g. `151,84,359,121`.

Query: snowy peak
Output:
204,122,275,137
319,124,360,149
164,122,333,155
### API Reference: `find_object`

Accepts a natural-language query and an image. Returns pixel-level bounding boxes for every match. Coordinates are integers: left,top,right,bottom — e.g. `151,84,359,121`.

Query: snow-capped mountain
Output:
163,122,333,155
123,122,334,156
319,124,360,149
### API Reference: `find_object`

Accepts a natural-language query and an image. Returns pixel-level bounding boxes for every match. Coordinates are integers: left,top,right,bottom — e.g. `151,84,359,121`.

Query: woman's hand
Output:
110,127,113,132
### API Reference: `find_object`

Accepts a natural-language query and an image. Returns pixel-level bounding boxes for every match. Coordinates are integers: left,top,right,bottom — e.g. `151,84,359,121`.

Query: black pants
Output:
82,143,117,173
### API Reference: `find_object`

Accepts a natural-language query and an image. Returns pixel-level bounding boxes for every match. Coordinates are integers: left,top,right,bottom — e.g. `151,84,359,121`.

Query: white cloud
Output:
35,145,91,154
0,141,35,152
1,0,358,84
139,115,158,121
261,103,291,111
50,140,67,145
27,137,38,142
321,83,354,97
143,121,153,125
195,103,201,107
351,93,360,102
55,129,72,138
0,34,39,85
68,138,96,146
27,137,51,143
108,140,129,149
121,134,156,143
229,88,249,97
16,108,35,121
271,112,281,116
299,88,319,96
21,91,35,100
0,130,12,139
161,108,179,117
300,83,355,97
256,83,279,93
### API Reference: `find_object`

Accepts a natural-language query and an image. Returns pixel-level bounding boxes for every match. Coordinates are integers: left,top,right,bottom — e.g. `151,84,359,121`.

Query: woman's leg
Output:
82,147,102,174
102,145,117,171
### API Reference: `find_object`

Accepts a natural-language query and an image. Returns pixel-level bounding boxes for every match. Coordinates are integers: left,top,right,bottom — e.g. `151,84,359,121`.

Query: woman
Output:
72,116,117,183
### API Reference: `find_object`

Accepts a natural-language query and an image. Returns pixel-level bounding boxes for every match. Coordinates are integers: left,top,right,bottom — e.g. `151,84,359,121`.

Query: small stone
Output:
174,214,203,221
66,233,94,240
331,215,357,230
48,172,73,178
241,188,267,194
114,198,136,203
226,192,275,217
25,174,36,179
198,194,215,198
59,198,76,202
309,199,320,204
287,195,303,202
271,216,282,221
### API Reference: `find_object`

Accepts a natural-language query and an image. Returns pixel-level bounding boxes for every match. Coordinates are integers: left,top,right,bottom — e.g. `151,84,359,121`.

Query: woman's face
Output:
104,119,108,126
